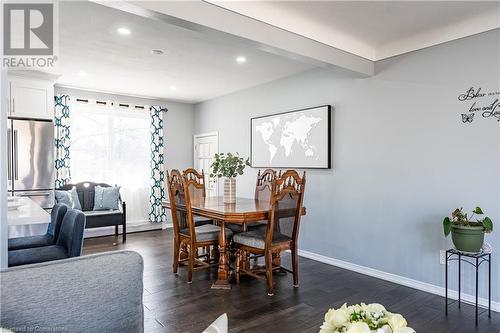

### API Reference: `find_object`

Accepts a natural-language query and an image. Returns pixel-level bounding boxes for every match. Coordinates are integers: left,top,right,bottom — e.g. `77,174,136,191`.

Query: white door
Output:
193,132,218,197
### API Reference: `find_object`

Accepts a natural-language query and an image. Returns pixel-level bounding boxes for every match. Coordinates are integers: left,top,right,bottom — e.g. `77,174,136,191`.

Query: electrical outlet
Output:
439,250,446,265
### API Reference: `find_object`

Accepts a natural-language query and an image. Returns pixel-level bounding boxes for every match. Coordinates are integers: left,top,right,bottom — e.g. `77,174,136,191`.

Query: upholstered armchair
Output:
8,204,68,251
8,209,86,267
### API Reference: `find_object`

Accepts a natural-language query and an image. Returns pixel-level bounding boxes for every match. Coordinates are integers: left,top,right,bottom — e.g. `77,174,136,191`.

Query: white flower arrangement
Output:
319,303,416,333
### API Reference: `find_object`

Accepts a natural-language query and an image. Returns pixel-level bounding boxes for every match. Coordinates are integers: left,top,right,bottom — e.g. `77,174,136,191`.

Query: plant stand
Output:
445,248,491,325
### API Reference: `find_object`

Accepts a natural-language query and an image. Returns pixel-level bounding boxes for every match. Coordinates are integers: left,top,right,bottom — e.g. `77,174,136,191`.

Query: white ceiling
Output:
49,1,314,103
48,1,499,103
209,1,500,60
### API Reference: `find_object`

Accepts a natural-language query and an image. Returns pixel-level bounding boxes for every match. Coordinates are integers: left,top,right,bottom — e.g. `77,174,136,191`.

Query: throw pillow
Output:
93,186,121,211
71,187,82,210
55,188,82,210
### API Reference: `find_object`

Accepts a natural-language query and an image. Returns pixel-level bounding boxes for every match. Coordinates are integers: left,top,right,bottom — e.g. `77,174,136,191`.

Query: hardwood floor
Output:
83,229,499,333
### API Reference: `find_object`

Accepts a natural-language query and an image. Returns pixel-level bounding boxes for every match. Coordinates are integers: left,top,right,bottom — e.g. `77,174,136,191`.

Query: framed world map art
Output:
250,105,331,169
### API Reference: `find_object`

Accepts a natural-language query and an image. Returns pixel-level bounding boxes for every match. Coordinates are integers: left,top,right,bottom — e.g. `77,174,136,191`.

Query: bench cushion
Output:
83,209,122,217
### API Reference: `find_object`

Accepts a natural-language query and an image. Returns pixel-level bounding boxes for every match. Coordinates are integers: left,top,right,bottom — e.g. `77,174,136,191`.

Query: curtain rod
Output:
68,97,167,113
55,84,178,106
72,97,149,111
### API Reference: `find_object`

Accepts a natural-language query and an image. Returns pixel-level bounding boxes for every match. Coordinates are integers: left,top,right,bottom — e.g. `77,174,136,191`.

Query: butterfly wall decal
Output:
461,113,474,123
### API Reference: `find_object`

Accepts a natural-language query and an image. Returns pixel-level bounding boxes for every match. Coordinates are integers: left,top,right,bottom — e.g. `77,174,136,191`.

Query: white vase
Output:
223,177,236,204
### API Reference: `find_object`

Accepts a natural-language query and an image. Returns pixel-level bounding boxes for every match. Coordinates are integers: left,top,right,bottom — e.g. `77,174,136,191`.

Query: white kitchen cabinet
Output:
8,74,55,120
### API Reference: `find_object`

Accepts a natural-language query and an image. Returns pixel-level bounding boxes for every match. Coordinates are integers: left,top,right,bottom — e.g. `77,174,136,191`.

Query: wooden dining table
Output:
163,196,306,289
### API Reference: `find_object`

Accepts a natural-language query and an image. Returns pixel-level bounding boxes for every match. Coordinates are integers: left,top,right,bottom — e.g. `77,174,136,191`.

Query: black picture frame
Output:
250,105,332,169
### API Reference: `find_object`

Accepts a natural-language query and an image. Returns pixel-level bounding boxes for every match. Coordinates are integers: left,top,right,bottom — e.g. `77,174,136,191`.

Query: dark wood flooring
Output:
83,230,499,333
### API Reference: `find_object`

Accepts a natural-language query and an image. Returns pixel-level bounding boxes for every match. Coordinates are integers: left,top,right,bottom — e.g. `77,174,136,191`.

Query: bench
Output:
57,182,127,242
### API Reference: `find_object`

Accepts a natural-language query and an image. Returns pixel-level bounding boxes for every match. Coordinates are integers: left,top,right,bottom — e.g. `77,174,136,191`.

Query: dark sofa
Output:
57,182,127,242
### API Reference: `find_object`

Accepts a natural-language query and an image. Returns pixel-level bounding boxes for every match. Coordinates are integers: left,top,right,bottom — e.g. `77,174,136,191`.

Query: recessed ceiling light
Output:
78,71,87,77
151,49,164,55
169,86,177,91
117,27,131,35
236,56,246,64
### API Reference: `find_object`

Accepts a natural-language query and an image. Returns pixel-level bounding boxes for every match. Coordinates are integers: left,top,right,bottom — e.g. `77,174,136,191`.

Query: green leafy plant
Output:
210,152,250,178
443,206,494,236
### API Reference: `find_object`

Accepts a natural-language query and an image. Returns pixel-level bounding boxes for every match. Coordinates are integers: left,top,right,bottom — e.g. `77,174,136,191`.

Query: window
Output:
70,102,150,224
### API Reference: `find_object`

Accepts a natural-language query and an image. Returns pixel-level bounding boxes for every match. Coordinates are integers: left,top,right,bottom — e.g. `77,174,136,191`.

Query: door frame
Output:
193,131,219,195
193,131,219,163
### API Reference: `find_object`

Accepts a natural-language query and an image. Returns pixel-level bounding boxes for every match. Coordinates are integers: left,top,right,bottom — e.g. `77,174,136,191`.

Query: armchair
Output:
8,209,86,267
8,204,68,251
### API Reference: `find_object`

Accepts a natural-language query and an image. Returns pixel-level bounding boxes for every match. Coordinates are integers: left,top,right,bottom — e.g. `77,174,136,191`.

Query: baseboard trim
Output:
84,220,162,238
297,249,499,313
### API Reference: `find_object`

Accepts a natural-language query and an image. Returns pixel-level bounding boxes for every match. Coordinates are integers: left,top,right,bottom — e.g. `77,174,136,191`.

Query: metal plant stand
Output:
445,248,491,325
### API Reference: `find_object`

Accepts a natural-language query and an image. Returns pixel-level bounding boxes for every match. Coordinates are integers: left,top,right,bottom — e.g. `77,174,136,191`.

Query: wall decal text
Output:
458,87,500,123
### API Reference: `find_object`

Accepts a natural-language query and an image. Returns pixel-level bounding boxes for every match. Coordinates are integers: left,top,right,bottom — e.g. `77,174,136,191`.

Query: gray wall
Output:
54,87,195,171
194,30,500,302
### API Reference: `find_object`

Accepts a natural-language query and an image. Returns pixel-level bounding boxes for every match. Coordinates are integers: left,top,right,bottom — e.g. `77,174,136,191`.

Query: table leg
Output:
212,220,231,290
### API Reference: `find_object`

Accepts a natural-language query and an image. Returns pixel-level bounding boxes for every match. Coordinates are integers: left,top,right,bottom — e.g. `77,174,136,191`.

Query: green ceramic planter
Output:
451,225,484,252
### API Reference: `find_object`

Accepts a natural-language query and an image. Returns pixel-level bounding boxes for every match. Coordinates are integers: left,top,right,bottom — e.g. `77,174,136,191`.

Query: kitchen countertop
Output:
8,197,51,226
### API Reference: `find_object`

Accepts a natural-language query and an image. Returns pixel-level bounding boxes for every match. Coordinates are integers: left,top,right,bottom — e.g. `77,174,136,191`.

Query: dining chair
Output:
249,169,278,231
183,168,216,259
8,204,68,251
8,208,86,267
234,170,306,296
167,169,233,283
183,168,214,227
227,169,278,235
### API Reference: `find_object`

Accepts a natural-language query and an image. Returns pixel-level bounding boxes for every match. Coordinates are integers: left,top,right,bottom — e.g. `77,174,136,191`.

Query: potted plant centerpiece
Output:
443,206,493,252
211,152,250,204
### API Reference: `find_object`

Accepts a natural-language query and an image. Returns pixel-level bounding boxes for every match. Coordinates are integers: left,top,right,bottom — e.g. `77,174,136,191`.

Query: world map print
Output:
251,106,331,168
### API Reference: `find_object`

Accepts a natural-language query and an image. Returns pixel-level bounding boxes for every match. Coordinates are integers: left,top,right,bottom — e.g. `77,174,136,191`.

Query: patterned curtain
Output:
54,95,71,188
149,106,168,223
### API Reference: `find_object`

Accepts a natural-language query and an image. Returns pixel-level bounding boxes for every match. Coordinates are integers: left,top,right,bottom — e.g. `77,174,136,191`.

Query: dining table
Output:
163,196,306,289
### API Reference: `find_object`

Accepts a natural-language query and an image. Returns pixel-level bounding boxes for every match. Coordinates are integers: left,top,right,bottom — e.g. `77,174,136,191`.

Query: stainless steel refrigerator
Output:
7,118,55,208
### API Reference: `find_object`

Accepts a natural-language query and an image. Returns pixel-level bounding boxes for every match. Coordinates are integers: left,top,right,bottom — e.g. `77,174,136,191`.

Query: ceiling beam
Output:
95,0,374,77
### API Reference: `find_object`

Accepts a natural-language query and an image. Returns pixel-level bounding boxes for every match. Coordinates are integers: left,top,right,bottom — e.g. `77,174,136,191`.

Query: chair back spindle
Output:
183,168,207,202
255,169,277,203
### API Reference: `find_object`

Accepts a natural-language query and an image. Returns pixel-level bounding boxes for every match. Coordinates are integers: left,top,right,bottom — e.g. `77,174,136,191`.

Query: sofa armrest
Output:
0,251,144,332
